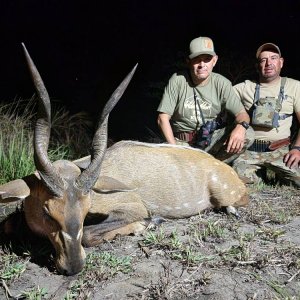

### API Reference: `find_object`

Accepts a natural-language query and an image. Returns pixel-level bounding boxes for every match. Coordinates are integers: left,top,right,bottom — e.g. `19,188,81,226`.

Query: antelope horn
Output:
76,64,138,193
22,43,65,196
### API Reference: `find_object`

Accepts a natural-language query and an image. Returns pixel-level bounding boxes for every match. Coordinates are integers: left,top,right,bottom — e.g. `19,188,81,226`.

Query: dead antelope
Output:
0,44,248,276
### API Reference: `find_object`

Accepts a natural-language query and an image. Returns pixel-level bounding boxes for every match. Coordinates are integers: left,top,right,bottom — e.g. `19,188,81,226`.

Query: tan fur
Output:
94,141,248,217
83,221,147,247
0,140,248,275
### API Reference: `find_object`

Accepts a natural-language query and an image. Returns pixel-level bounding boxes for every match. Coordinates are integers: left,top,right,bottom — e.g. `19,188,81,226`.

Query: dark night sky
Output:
0,0,299,140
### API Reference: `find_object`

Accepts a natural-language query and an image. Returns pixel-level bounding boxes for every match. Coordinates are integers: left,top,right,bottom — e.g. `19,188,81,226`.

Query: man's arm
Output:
283,111,300,168
157,112,176,144
226,111,250,153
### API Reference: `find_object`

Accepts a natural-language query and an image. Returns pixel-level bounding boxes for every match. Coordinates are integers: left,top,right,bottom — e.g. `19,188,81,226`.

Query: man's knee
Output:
233,160,262,184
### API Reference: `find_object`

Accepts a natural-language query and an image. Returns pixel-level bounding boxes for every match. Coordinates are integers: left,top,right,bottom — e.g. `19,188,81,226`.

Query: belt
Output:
248,137,290,152
174,131,196,143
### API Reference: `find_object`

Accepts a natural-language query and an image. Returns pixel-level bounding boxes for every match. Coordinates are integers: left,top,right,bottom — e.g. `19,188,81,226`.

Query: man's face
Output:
257,51,284,82
188,54,218,84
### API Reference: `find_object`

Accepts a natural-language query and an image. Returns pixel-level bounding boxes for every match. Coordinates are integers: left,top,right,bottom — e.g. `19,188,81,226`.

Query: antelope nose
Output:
56,258,85,276
59,263,84,276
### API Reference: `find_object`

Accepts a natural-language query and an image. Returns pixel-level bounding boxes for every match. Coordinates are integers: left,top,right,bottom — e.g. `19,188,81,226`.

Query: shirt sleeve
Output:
293,80,300,113
222,80,246,116
233,82,245,99
157,73,179,116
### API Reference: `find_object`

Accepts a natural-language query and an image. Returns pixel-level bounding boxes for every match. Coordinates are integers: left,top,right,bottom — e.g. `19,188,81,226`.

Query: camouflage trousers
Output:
232,146,300,188
175,125,255,164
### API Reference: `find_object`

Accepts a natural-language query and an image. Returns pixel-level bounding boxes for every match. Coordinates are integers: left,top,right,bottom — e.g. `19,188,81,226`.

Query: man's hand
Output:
225,125,246,153
283,149,300,168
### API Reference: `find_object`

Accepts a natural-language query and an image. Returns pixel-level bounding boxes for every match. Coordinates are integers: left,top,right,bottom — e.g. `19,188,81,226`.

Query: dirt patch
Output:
1,184,300,299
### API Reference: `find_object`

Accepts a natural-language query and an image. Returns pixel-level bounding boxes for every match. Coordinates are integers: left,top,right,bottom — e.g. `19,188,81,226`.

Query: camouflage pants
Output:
176,125,255,164
232,146,300,188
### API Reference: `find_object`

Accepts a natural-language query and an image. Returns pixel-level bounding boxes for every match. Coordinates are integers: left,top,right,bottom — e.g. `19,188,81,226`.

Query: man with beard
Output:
233,43,300,187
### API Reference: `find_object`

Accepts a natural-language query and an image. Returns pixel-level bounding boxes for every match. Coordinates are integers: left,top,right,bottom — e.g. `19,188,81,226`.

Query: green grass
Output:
0,128,34,183
0,253,28,281
64,251,133,299
0,99,93,184
142,226,215,266
195,218,226,241
143,227,167,246
21,286,48,300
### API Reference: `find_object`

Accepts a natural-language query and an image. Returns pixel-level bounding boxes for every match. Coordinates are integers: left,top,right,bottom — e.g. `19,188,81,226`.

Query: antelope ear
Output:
0,179,30,203
93,176,135,192
73,156,91,170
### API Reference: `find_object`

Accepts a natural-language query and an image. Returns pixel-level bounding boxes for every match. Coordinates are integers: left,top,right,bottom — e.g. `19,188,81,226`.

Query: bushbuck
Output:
0,44,248,275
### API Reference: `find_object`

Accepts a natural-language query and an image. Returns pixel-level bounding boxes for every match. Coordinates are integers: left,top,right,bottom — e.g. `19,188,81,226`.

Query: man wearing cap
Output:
157,36,253,163
233,43,300,186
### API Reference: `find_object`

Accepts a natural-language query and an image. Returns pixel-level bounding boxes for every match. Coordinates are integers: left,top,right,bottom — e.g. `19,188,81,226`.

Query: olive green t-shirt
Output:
234,77,300,141
157,71,245,132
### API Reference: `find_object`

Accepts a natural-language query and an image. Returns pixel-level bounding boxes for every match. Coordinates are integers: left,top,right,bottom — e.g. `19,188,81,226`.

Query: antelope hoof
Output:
225,206,240,219
145,216,166,230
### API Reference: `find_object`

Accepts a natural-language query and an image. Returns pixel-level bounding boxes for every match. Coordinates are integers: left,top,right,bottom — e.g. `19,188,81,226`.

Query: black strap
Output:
193,88,206,127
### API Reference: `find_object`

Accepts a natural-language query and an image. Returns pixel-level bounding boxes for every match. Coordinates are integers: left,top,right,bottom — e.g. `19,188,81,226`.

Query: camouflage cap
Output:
256,43,281,59
189,37,216,59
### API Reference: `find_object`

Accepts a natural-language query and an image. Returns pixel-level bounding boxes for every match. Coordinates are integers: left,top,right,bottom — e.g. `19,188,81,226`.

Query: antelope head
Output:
22,43,137,275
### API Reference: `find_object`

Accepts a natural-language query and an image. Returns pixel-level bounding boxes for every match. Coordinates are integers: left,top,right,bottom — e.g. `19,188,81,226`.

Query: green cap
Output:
189,37,216,59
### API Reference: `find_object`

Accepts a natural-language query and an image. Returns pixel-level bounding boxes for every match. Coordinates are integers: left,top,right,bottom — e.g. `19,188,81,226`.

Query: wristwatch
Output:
237,121,250,130
291,146,300,151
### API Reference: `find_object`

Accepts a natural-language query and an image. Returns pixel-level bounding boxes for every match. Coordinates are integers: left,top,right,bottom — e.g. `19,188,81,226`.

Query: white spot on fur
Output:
230,190,236,195
183,203,189,208
76,229,82,240
223,184,228,189
214,161,220,165
175,206,181,210
62,231,72,241
230,170,235,176
164,206,172,210
151,205,159,209
211,174,218,182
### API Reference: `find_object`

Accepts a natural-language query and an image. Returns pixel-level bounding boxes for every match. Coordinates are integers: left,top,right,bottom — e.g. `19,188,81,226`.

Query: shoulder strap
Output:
254,77,286,107
279,77,287,101
276,77,287,111
254,83,260,104
193,88,206,125
277,77,292,120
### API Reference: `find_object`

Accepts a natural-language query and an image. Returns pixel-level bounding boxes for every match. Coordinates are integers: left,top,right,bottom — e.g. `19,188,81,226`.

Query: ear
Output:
212,55,218,66
0,179,30,203
280,57,284,68
73,155,91,170
93,176,136,192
